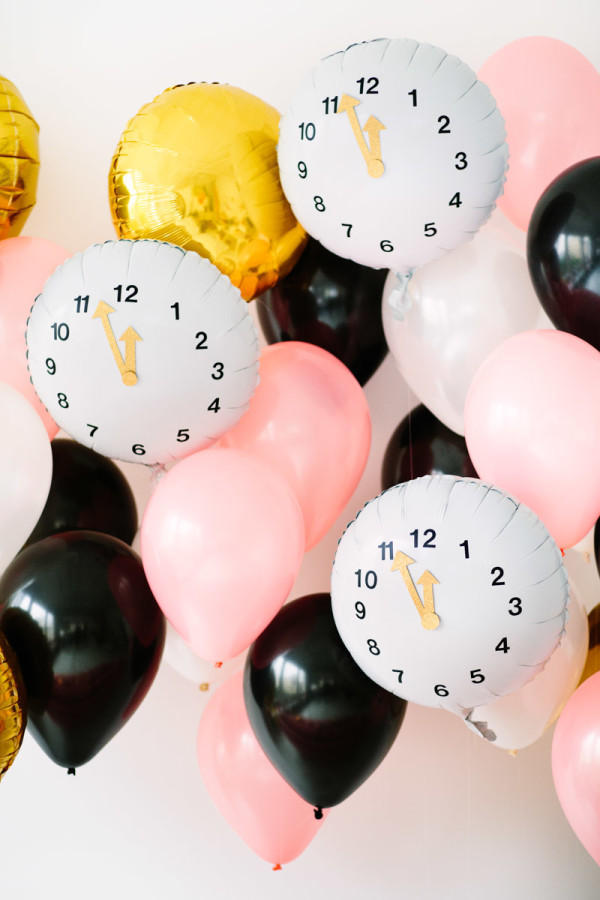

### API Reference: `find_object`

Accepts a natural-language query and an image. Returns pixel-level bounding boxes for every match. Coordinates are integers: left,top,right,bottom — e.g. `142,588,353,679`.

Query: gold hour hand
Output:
337,94,385,178
92,300,140,386
391,550,440,630
119,326,142,386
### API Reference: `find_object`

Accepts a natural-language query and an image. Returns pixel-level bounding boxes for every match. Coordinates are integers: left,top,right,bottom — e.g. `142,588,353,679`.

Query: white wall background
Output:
2,2,600,898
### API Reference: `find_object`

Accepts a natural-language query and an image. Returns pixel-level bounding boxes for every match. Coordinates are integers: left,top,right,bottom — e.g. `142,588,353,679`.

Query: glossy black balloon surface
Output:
244,592,406,809
256,238,388,385
0,531,164,769
527,156,600,351
26,439,138,547
381,404,478,491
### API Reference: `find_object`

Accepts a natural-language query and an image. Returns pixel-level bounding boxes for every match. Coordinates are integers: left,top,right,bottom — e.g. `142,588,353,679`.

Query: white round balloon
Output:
331,475,569,717
278,38,508,274
26,240,260,464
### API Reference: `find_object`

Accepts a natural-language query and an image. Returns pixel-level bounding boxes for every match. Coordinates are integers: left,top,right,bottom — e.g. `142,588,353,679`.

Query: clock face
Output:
277,38,508,273
331,475,569,716
26,240,260,465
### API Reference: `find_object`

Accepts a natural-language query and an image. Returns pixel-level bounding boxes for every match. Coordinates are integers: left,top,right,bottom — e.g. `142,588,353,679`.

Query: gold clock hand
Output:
92,301,139,387
119,326,142,386
337,95,385,178
416,570,440,631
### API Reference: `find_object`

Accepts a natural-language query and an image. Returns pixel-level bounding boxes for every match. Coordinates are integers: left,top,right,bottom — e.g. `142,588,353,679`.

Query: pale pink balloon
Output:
464,330,600,550
219,342,371,549
0,236,71,437
140,447,305,662
197,671,327,866
552,672,600,867
479,37,600,231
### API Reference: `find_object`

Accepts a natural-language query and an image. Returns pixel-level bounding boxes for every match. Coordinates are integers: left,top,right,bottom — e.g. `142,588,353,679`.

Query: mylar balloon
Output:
552,672,600,867
256,238,388,385
479,37,600,232
527,157,600,352
331,476,569,723
26,439,137,547
0,382,52,576
0,236,70,437
465,329,600,549
277,38,507,274
0,629,26,780
382,226,547,435
219,342,371,549
381,404,477,491
141,448,305,662
244,592,407,810
109,82,306,300
26,240,259,464
198,671,327,866
0,76,39,240
0,531,165,770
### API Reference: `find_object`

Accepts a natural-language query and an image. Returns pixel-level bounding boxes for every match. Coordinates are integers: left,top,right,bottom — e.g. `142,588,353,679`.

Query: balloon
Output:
197,671,326,866
163,622,245,689
109,83,306,301
0,629,26,780
0,236,70,437
382,227,547,435
244,593,407,810
0,382,52,576
0,76,39,240
219,342,371,549
465,329,600,549
527,157,600,352
256,237,388,385
26,439,137,547
331,475,568,722
26,240,259,465
277,38,507,274
578,604,600,686
479,37,600,232
0,531,165,770
381,404,478,491
141,448,305,662
552,671,600,866
465,580,588,750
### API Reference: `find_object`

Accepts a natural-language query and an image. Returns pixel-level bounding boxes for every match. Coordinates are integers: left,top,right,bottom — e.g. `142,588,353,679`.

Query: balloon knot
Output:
560,548,565,557
314,806,323,820
387,272,413,320
214,661,223,669
67,767,76,776
272,864,282,871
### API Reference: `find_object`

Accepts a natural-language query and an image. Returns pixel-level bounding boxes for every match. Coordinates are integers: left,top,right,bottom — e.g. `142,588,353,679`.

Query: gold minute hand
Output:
337,95,385,178
92,301,140,386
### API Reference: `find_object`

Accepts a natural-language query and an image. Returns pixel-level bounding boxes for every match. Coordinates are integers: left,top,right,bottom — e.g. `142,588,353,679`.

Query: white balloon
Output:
278,38,508,274
465,580,588,750
163,621,245,688
26,240,260,465
382,228,545,434
331,475,569,718
0,382,52,574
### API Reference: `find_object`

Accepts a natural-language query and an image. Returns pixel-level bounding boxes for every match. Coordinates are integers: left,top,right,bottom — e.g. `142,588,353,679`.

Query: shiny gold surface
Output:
0,631,26,781
0,76,39,240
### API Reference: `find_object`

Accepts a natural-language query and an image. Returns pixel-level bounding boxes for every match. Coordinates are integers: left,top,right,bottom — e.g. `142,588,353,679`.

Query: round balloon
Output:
109,82,307,300
331,475,569,721
26,240,259,465
0,629,26,780
277,38,508,274
256,237,388,385
527,157,600,352
0,76,39,240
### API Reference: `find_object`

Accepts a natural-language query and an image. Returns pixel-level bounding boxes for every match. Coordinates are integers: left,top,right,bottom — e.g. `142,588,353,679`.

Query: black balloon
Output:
26,439,138,547
527,156,600,351
244,592,406,810
0,531,165,770
256,238,388,385
381,404,478,491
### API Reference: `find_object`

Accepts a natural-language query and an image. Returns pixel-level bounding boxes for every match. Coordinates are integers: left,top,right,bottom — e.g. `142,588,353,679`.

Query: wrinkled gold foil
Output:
0,76,39,240
109,83,306,301
0,631,26,781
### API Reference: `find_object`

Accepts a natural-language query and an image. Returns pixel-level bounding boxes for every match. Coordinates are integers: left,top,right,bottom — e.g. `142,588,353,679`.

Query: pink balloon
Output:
552,672,600,867
219,342,371,549
197,671,327,866
140,447,305,661
0,236,71,437
479,37,600,231
464,330,600,549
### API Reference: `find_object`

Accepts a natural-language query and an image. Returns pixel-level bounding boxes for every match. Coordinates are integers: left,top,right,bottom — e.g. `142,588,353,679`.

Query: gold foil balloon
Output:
0,630,26,780
0,76,39,240
109,83,306,301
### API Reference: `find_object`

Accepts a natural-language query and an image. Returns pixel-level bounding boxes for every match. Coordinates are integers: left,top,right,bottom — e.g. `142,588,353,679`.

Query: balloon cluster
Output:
0,31,600,873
